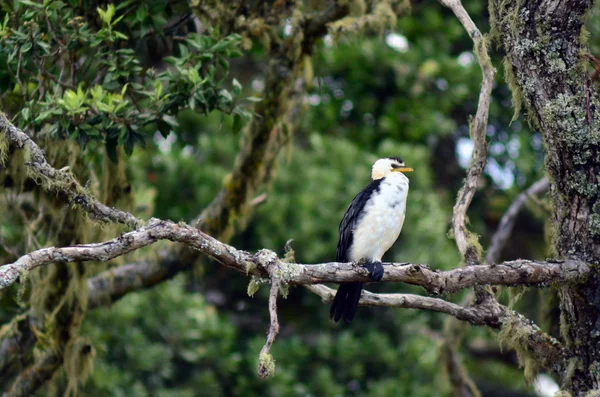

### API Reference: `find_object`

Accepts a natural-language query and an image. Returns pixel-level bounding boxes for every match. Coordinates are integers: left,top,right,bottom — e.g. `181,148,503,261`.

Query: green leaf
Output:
232,78,242,97
157,120,170,138
97,4,115,25
21,107,30,121
124,130,135,156
19,0,43,8
136,7,148,23
162,114,179,128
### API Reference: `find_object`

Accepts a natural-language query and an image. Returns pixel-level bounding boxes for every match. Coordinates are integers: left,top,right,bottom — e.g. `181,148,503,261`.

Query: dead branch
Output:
0,114,142,228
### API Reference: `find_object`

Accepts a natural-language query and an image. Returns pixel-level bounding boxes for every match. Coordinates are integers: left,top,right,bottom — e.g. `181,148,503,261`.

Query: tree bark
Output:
491,0,600,393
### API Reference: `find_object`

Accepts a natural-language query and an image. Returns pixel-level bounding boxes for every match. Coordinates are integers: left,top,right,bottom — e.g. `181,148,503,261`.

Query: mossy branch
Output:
0,113,142,229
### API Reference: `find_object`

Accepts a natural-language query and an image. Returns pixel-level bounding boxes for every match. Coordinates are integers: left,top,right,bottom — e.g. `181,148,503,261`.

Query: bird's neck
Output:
382,172,410,185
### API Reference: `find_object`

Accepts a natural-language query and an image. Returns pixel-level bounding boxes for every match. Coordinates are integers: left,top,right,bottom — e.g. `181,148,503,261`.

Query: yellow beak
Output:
393,167,413,173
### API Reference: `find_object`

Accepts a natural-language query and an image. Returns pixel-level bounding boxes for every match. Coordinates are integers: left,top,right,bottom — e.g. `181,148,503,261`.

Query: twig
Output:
249,193,268,207
486,178,549,264
258,276,281,379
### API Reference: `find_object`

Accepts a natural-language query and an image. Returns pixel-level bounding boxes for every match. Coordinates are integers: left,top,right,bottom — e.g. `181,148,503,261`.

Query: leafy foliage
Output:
0,0,250,160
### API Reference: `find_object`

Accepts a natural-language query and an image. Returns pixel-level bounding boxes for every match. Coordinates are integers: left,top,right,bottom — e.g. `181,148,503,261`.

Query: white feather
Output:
349,172,409,262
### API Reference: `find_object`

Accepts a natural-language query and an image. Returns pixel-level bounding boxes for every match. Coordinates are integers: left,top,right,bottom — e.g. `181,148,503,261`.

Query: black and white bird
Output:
330,157,412,323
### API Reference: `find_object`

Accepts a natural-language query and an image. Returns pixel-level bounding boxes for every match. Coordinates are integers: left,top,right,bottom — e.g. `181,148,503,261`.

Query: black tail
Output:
330,282,364,323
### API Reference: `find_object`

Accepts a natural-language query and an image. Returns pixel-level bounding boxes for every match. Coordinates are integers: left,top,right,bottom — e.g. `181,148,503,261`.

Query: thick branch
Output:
0,114,142,228
1,218,589,293
486,178,549,264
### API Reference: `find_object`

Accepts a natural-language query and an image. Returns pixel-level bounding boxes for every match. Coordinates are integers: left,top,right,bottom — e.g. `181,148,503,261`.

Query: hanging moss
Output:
0,130,8,166
64,337,96,397
497,315,541,384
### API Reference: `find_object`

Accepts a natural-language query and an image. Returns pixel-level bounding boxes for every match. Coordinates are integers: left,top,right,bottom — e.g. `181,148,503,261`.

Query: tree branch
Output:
437,0,495,265
257,276,281,379
486,178,549,264
306,284,567,378
0,114,142,228
1,218,589,293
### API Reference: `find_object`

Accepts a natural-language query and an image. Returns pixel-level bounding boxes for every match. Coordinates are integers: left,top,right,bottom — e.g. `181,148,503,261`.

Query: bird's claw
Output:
363,261,384,281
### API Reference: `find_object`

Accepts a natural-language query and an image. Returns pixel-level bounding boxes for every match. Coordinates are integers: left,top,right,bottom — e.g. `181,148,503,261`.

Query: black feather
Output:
331,179,383,323
386,156,404,165
336,179,383,262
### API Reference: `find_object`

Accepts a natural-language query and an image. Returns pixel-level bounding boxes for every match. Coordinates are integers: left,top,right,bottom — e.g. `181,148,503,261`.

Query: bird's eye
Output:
391,164,401,169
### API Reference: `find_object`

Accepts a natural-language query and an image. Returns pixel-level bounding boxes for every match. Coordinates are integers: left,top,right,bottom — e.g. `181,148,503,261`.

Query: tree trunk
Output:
491,0,600,393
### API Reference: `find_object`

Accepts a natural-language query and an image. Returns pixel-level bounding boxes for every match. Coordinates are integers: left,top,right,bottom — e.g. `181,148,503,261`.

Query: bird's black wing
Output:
336,178,383,262
332,178,383,322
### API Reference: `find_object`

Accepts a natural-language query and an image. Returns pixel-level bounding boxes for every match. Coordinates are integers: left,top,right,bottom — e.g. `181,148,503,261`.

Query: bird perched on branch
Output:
330,157,413,322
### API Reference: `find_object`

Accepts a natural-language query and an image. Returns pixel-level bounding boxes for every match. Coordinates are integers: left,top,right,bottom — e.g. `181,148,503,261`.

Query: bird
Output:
330,157,413,323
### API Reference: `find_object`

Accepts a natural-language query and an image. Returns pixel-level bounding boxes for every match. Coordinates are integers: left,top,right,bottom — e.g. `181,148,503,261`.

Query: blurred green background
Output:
1,0,590,395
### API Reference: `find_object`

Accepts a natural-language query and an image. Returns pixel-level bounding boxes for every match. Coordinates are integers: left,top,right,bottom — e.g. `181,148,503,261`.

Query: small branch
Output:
0,114,142,228
249,193,268,207
441,342,482,397
438,0,496,265
307,284,567,378
307,284,503,326
258,276,281,379
486,178,550,264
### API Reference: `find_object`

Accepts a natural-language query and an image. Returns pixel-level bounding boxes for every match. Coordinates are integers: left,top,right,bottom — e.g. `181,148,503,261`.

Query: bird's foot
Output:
363,261,384,281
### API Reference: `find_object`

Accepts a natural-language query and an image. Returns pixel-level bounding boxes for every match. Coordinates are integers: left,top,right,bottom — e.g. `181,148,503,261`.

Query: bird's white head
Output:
371,157,413,180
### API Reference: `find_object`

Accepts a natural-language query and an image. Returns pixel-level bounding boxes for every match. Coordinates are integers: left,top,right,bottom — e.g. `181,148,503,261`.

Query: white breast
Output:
349,173,409,262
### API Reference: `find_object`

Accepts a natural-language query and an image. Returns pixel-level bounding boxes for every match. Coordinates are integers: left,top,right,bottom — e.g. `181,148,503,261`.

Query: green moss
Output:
258,352,276,378
503,58,522,123
497,315,540,384
507,286,526,308
562,356,582,389
64,337,96,397
0,130,8,165
329,0,399,37
553,392,572,397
